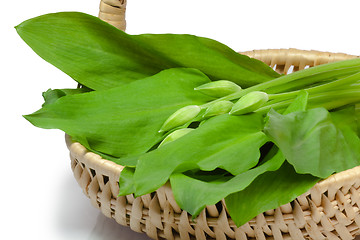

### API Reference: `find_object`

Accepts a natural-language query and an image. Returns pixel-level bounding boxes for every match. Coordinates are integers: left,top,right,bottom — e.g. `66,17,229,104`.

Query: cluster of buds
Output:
157,80,269,146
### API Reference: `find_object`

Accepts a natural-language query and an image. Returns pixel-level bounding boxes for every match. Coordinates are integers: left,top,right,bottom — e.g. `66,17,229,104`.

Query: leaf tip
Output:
22,114,31,121
14,23,23,34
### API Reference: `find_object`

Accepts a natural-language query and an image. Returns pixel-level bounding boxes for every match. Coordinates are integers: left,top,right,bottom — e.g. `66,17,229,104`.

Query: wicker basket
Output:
67,1,360,239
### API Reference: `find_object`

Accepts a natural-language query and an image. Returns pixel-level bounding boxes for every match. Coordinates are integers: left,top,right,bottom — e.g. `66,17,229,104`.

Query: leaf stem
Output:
201,60,360,108
256,88,360,113
267,72,360,102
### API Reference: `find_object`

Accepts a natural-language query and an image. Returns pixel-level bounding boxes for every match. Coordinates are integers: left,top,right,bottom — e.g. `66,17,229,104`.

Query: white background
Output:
2,0,360,239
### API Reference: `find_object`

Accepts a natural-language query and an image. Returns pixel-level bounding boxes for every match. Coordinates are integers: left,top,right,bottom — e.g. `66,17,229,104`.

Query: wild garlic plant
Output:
159,67,360,147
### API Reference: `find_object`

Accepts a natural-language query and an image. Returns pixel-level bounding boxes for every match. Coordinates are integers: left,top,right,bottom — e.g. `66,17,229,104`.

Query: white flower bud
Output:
194,80,241,98
158,128,194,148
203,100,234,118
159,105,201,132
230,91,268,115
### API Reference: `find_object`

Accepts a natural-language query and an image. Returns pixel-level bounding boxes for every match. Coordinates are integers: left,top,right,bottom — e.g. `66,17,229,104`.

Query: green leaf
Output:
24,68,213,160
225,162,319,227
133,113,268,196
330,106,360,161
42,88,91,106
282,90,308,114
136,33,280,87
356,104,360,136
264,107,360,178
16,12,279,90
118,167,136,196
16,12,167,90
169,148,285,218
330,106,359,132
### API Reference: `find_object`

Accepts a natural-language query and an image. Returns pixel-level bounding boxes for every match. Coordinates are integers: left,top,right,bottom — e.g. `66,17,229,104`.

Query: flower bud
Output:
158,128,194,148
159,105,201,132
230,91,268,115
203,100,234,118
194,80,241,98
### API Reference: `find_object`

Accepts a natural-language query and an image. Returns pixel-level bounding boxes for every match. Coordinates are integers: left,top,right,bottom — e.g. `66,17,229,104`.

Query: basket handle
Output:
99,0,127,31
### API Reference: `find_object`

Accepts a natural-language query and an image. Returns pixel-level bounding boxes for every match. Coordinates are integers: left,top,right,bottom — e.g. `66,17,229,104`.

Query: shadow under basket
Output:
66,47,360,240
65,1,360,239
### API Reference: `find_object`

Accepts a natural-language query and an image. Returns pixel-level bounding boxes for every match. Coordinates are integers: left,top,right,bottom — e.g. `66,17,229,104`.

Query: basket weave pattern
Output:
65,1,360,239
67,132,360,240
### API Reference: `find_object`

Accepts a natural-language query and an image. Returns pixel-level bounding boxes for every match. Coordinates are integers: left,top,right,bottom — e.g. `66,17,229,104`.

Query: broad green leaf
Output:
169,148,285,218
356,103,360,136
16,12,167,90
330,106,359,132
16,12,279,90
282,90,308,114
133,113,268,196
262,90,309,120
330,106,360,161
24,68,213,161
119,167,136,196
42,88,91,106
264,108,360,178
225,162,319,227
135,34,280,87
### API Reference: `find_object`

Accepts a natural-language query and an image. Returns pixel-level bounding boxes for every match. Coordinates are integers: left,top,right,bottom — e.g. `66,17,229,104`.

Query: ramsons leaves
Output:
17,12,360,230
24,68,213,162
16,12,279,90
133,113,268,196
264,107,360,178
